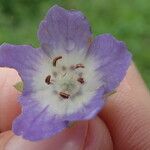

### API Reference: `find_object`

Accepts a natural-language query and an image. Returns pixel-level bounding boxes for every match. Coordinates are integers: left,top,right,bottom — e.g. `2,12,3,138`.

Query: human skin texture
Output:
0,63,150,150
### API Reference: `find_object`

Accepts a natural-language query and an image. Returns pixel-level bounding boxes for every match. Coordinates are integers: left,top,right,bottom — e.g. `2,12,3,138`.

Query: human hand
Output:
0,63,150,150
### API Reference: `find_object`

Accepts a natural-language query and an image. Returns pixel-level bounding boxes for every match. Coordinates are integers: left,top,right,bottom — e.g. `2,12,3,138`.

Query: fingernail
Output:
5,121,88,150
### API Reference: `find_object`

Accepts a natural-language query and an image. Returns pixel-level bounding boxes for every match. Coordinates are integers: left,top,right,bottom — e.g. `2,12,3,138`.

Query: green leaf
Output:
14,81,24,92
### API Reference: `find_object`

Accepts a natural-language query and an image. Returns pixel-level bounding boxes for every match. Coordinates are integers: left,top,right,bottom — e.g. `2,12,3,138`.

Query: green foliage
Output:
0,0,149,88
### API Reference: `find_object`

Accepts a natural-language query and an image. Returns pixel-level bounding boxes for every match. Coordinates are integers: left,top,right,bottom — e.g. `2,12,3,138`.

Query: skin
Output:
0,63,150,150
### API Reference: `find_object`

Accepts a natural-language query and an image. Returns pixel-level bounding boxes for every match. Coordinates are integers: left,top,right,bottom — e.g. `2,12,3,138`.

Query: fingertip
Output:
2,118,113,150
83,117,113,150
100,64,150,149
0,68,21,132
0,131,14,150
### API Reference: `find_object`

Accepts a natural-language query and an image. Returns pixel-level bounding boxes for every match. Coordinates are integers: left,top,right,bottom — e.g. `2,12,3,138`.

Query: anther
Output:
59,92,70,99
45,75,51,85
75,64,85,69
77,77,84,84
53,56,62,66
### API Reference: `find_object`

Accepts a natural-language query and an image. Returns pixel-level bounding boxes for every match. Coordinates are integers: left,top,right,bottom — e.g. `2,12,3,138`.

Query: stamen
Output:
59,92,70,99
77,77,84,84
75,64,85,69
53,56,62,66
45,75,51,85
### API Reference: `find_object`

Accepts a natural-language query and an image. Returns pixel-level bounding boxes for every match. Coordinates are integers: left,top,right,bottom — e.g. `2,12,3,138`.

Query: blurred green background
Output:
0,0,150,88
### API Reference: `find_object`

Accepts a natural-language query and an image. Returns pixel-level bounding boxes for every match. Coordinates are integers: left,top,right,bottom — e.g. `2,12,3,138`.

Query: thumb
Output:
0,68,21,132
0,117,113,150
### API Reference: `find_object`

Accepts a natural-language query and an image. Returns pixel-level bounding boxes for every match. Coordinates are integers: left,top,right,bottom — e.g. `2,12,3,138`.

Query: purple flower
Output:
0,5,131,141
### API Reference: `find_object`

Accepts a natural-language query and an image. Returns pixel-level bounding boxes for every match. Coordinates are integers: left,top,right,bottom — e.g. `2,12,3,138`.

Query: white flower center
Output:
32,50,103,115
54,71,81,98
48,56,86,100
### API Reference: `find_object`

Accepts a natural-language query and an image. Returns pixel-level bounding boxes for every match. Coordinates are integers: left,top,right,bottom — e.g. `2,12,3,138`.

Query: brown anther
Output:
45,75,51,85
59,92,70,99
53,56,62,66
77,77,84,84
75,64,85,69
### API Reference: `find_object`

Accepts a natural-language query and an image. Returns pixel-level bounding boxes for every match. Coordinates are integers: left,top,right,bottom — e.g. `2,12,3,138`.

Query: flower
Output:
0,5,131,141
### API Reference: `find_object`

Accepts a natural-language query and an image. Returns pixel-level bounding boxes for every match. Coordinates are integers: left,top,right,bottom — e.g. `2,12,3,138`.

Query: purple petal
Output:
65,88,105,121
88,34,132,93
0,44,47,93
13,96,67,141
38,5,92,55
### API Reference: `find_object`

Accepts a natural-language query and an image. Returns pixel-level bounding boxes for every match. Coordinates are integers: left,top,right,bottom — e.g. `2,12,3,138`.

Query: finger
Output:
1,117,113,150
0,131,14,149
83,117,113,150
0,68,21,132
100,63,150,150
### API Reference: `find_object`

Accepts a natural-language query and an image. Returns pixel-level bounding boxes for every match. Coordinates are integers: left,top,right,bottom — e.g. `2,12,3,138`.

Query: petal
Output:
38,5,92,55
88,34,132,93
0,44,47,93
65,88,105,121
12,96,67,141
